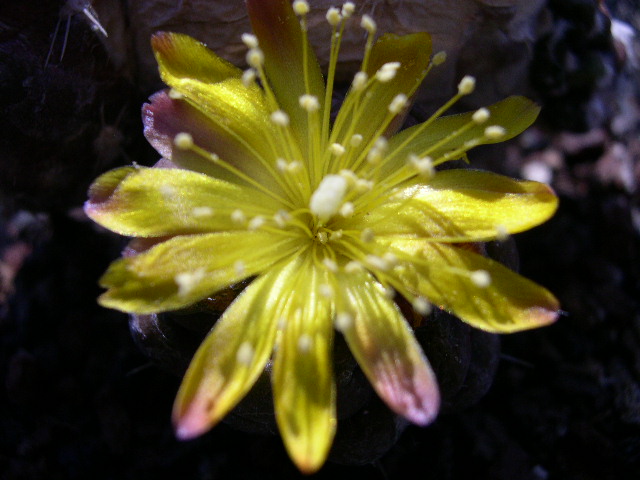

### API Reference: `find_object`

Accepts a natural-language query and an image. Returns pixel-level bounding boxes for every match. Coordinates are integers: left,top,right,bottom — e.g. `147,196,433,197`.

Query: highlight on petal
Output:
272,261,336,474
143,91,280,190
84,166,281,237
151,32,276,168
335,270,439,425
387,239,560,333
382,96,541,175
98,232,299,314
173,261,300,440
353,169,558,242
247,0,325,151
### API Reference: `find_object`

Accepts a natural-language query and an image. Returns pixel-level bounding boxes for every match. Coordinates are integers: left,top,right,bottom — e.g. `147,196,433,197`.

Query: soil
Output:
1,1,639,479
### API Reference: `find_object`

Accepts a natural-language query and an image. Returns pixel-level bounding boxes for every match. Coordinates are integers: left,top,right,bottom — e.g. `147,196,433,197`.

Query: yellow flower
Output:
85,0,559,473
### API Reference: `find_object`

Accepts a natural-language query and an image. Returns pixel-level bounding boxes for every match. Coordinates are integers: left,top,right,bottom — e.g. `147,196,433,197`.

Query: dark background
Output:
1,1,639,478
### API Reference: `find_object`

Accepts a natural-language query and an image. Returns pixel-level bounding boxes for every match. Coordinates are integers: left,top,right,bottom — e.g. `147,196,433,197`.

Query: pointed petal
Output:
173,259,301,439
352,169,558,242
247,0,325,152
151,32,276,170
383,96,541,175
143,91,280,189
333,32,432,165
335,271,439,425
272,262,336,474
387,239,560,333
98,232,299,314
85,166,282,237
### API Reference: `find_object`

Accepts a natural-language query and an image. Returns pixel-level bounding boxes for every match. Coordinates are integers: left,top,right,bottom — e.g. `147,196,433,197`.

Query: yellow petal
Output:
335,272,440,425
98,231,299,314
386,239,560,333
352,169,558,242
85,166,282,237
247,0,326,153
272,261,336,474
382,96,540,175
151,32,276,170
173,259,302,440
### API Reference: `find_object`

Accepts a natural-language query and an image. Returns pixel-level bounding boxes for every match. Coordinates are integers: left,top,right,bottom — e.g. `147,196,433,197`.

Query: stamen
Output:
293,0,310,15
309,174,348,222
173,132,193,150
274,210,291,227
192,206,214,217
366,137,388,164
376,62,401,83
241,33,259,49
432,51,447,65
242,68,257,86
495,224,509,241
352,71,368,91
360,14,377,34
339,202,354,217
231,209,246,224
246,48,264,68
236,342,254,365
299,94,320,112
388,93,408,114
355,178,374,192
270,110,290,127
360,228,374,243
234,260,246,276
408,154,435,178
335,312,353,331
341,2,355,18
484,125,506,140
319,283,334,298
326,7,342,26
297,334,313,353
329,143,346,156
350,134,363,147
174,268,206,297
412,297,431,315
382,252,398,266
344,261,363,273
168,89,183,100
366,254,390,271
248,215,265,230
322,258,338,272
472,107,490,124
457,75,476,95
470,269,492,288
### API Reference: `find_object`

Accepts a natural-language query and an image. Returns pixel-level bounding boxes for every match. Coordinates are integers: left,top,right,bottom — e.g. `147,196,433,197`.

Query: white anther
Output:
329,230,343,240
472,107,490,124
383,286,395,298
248,215,265,231
495,224,509,242
408,154,435,178
338,169,358,186
329,143,346,156
192,206,214,217
457,75,476,95
173,132,193,150
168,89,183,100
352,71,368,91
350,134,363,147
276,158,288,172
236,342,254,365
388,93,408,114
326,7,342,26
319,283,334,298
231,209,246,224
287,161,302,173
242,68,257,86
412,297,431,315
470,269,492,288
299,94,320,112
432,51,447,65
335,312,353,331
367,137,388,164
270,110,290,127
293,0,310,15
355,178,374,192
360,228,375,243
366,254,389,271
297,334,313,353
274,209,291,227
341,2,355,18
360,14,377,34
344,261,363,273
234,260,246,276
246,48,264,69
322,258,339,272
241,33,259,49
484,125,506,140
339,202,354,217
376,62,401,83
309,174,348,222
382,252,398,266
317,231,328,244
174,268,206,297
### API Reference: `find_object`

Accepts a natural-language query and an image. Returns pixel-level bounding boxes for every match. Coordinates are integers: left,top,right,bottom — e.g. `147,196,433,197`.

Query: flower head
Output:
85,0,559,473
